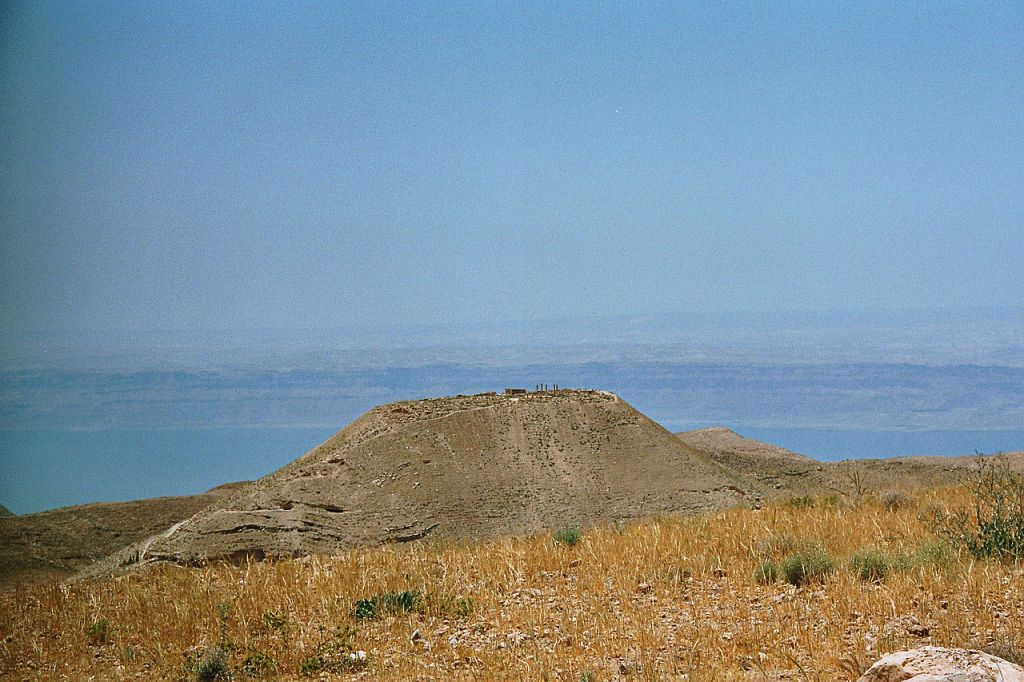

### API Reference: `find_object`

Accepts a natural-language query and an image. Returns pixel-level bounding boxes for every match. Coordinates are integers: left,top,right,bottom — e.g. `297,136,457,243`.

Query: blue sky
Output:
2,2,1022,333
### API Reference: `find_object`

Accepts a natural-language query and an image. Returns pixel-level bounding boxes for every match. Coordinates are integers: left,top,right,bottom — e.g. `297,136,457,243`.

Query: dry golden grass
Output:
1,486,1022,681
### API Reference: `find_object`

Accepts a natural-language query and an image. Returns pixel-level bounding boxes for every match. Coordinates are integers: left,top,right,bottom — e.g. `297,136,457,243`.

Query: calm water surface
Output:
1,427,334,515
3,424,1023,515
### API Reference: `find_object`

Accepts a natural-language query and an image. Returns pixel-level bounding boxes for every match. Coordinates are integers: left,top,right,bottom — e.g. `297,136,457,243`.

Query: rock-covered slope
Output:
110,390,749,568
675,427,823,496
0,505,12,518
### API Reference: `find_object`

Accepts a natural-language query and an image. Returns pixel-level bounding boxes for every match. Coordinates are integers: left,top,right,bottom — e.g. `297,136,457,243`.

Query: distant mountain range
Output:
3,361,1022,432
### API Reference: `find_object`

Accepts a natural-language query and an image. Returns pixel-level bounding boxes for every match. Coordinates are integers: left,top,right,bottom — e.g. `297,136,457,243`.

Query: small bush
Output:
300,625,363,676
787,495,815,509
553,527,582,546
881,489,911,511
87,618,112,646
438,595,473,618
754,532,799,558
781,544,836,586
930,457,1024,560
753,560,779,584
911,539,958,572
215,601,232,647
192,645,230,682
353,599,376,620
849,549,898,582
984,638,1024,667
263,610,287,635
240,651,276,677
353,590,421,619
300,656,325,676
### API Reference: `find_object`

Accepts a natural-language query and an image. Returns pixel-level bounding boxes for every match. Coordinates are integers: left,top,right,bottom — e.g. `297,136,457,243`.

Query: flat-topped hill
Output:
101,390,749,569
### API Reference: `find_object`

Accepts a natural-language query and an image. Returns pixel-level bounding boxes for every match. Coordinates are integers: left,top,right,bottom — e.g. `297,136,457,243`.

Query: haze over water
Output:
3,310,1022,514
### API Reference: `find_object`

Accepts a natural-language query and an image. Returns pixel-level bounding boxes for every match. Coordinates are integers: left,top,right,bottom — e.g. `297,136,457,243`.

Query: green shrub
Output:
553,527,583,546
300,656,325,676
849,549,898,581
215,601,233,647
87,618,112,646
263,610,287,634
353,590,421,619
911,539,958,572
787,495,815,509
754,532,799,559
300,625,363,676
240,651,276,677
192,645,230,682
438,595,473,618
930,457,1024,560
753,560,779,584
262,610,289,653
781,544,836,586
353,599,376,620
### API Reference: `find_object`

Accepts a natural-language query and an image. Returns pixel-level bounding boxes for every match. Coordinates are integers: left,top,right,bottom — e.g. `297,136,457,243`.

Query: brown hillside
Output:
675,427,823,497
0,505,12,518
100,390,751,570
0,485,240,585
673,427,1022,500
676,426,812,463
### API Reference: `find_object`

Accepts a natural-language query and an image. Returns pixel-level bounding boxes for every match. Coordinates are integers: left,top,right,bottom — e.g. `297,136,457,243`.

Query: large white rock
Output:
857,646,1024,682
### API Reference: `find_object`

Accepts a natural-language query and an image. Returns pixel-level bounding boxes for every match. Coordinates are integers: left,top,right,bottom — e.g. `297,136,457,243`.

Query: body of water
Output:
2,359,1022,514
0,427,335,515
4,424,1023,515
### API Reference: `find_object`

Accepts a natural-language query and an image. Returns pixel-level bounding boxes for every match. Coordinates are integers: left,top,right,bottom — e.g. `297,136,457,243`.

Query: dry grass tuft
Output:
1,486,1022,680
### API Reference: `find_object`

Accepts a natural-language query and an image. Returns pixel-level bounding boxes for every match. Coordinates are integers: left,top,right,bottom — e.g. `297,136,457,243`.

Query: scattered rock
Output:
619,658,639,675
883,615,931,639
857,646,1024,682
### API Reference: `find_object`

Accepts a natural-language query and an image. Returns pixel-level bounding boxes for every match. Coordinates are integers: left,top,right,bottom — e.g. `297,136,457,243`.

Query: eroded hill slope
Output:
109,390,750,568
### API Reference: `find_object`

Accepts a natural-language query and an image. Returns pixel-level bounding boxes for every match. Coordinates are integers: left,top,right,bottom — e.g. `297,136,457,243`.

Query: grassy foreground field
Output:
1,486,1022,681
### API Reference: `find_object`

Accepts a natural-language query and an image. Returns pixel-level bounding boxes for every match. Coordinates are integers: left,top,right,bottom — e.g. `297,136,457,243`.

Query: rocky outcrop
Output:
857,646,1024,682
